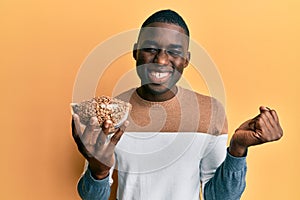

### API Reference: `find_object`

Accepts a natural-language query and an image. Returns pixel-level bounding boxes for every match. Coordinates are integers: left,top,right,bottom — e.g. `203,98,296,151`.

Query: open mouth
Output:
147,70,172,84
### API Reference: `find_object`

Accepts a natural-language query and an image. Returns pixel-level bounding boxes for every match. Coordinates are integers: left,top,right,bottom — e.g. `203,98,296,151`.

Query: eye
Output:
167,50,183,57
142,48,158,54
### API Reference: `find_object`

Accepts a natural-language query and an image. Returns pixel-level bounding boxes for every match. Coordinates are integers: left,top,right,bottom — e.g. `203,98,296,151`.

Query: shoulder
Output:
179,87,224,111
179,87,228,135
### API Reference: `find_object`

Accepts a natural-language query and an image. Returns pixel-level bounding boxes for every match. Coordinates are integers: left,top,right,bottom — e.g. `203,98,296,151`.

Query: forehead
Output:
138,22,189,47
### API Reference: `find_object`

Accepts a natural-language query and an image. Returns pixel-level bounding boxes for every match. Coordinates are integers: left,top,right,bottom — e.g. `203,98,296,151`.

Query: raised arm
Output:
204,106,283,200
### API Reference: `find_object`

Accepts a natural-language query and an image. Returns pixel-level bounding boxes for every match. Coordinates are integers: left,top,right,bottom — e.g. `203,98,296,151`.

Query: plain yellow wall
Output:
1,0,299,199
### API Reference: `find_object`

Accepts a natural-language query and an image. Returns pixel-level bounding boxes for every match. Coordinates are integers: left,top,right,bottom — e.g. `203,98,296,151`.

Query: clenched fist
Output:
229,106,283,157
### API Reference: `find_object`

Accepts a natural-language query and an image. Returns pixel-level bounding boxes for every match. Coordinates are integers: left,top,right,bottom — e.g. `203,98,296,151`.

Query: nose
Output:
154,49,169,65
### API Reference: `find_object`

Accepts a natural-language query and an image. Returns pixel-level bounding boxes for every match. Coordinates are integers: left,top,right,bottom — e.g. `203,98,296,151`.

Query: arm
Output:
78,167,111,200
200,134,246,200
203,106,283,200
203,149,247,200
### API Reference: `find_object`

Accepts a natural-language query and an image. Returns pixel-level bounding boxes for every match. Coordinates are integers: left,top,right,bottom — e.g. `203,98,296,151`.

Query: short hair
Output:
141,9,190,37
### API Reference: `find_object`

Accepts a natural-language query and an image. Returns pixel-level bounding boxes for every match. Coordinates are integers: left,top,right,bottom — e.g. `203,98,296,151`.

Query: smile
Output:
148,70,172,84
150,71,170,79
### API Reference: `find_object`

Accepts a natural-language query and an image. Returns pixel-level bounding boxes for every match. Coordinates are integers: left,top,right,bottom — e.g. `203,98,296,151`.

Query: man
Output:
72,10,283,200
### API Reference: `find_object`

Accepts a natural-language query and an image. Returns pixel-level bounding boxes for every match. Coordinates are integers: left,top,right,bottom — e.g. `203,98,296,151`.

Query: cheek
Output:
173,59,187,73
136,52,152,66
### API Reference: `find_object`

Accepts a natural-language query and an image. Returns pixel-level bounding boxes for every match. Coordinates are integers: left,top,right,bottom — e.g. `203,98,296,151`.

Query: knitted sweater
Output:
78,87,246,200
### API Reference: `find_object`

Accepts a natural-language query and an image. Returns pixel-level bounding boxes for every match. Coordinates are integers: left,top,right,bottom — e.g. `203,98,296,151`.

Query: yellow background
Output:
1,0,299,199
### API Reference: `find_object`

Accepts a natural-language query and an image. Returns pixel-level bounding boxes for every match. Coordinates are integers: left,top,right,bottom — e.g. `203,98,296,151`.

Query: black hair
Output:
141,9,190,37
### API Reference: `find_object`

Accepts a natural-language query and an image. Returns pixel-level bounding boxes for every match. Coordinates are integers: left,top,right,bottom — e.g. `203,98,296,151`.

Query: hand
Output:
229,106,283,157
72,114,129,179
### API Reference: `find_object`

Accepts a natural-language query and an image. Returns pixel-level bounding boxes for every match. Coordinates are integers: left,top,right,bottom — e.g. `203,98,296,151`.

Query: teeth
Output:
150,71,169,79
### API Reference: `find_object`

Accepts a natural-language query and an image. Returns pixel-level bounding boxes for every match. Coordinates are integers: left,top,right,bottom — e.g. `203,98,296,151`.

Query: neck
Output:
136,85,178,102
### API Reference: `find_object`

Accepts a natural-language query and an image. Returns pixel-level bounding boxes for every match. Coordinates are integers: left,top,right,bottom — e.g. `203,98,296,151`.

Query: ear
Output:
133,43,138,60
184,51,191,68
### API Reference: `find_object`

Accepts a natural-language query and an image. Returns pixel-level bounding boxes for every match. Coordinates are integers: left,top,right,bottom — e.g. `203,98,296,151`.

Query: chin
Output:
145,84,174,95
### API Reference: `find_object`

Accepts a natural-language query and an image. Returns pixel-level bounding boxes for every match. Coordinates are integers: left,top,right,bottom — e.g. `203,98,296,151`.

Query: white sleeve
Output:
200,134,228,190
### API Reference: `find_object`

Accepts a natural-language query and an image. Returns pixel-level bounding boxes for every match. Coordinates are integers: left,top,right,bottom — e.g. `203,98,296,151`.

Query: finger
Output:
259,111,274,131
82,117,99,143
95,120,112,148
253,117,267,137
249,114,261,131
255,114,277,142
110,129,124,145
264,106,279,122
264,110,280,129
259,107,279,129
259,106,269,113
90,128,101,145
102,120,113,135
106,121,129,151
259,106,275,125
248,119,256,131
268,109,283,140
72,115,94,159
72,115,81,145
72,114,83,137
270,109,279,123
252,112,260,121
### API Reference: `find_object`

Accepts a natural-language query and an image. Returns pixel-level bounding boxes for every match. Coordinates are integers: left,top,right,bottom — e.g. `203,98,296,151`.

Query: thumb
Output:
259,106,270,113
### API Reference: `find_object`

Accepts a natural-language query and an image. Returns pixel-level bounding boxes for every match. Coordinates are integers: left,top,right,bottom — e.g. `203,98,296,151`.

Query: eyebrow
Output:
141,40,183,49
168,44,183,49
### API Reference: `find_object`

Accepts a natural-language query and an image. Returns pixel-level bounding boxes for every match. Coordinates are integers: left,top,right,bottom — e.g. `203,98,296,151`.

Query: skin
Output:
71,22,283,180
133,22,190,102
229,106,283,157
72,116,128,179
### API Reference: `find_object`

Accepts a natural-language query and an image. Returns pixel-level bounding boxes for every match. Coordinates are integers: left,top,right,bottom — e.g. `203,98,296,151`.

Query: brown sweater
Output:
116,86,227,135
